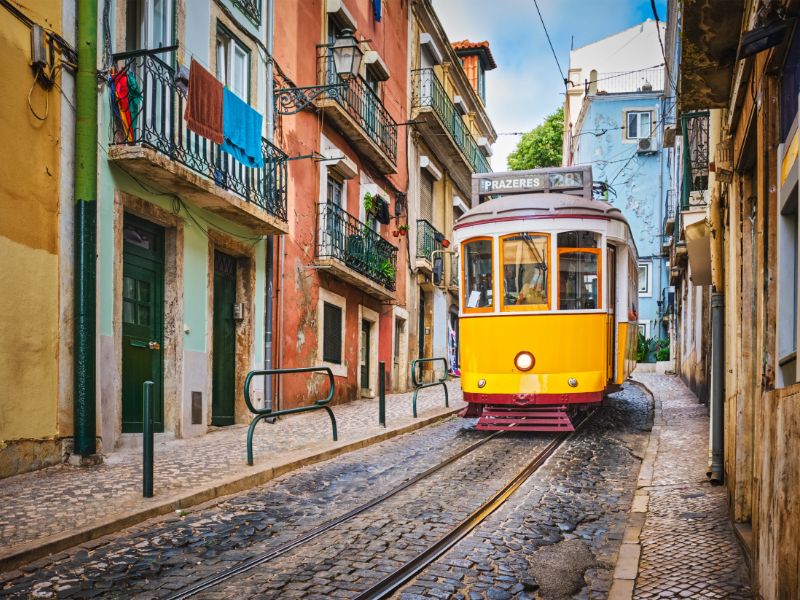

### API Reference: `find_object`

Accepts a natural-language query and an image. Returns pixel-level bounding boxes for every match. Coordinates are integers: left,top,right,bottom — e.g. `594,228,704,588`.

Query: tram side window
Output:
502,234,549,309
463,239,494,310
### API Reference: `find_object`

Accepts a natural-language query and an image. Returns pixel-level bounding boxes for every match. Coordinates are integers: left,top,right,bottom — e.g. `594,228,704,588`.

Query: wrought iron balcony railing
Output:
411,69,491,174
317,202,398,291
231,0,261,24
681,111,710,210
587,67,665,95
416,219,442,262
109,50,287,221
317,50,397,163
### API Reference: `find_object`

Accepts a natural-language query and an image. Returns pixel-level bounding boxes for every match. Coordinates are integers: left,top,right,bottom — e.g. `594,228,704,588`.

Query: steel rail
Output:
165,429,506,599
352,411,594,600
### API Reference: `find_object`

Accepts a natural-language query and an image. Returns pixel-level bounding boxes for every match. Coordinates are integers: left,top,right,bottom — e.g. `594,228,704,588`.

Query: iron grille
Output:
416,219,442,262
109,50,288,221
681,112,710,210
411,68,491,174
316,49,398,163
316,203,399,291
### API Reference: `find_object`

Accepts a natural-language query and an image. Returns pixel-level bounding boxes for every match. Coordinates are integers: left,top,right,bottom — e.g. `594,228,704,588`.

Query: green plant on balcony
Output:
363,192,376,217
377,258,396,281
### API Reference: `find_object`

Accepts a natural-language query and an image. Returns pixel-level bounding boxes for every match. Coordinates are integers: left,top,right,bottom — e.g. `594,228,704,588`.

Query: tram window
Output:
557,231,598,248
463,239,494,310
559,251,601,310
501,233,549,309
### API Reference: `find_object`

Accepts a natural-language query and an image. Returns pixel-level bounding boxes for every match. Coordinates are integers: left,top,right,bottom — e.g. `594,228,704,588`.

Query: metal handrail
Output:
109,50,288,221
410,357,449,418
411,68,491,174
243,367,338,465
316,48,397,162
316,202,398,290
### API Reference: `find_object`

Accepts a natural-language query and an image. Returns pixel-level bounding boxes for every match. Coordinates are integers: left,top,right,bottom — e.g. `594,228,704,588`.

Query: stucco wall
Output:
0,1,64,473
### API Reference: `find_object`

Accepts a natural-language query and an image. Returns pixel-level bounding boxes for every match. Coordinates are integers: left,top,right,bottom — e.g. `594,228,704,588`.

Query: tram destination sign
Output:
473,166,593,201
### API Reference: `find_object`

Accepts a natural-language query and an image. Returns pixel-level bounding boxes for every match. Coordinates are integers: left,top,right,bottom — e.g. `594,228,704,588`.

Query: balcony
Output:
416,219,443,275
588,67,665,95
411,69,491,194
664,190,676,236
316,202,398,301
231,0,261,24
316,50,397,174
108,50,288,234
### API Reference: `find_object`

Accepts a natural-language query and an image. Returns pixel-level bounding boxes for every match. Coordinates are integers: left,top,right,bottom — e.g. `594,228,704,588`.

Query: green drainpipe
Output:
73,0,98,456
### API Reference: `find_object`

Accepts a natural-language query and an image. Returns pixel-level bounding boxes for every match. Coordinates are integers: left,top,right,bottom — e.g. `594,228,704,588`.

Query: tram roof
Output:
454,192,631,230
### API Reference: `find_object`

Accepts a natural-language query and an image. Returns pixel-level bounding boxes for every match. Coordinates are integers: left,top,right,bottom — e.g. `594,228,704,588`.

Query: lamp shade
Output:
332,29,363,79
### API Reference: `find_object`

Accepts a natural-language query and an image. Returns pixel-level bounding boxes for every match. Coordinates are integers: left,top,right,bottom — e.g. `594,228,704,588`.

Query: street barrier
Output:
379,361,386,427
142,380,154,498
243,367,338,465
411,357,449,418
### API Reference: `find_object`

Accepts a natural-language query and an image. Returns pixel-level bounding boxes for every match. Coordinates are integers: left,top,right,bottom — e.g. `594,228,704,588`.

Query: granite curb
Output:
0,406,461,573
609,377,661,600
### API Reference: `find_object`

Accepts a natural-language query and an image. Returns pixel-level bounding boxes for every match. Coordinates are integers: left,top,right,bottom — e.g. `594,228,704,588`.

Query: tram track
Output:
165,428,506,600
167,411,592,599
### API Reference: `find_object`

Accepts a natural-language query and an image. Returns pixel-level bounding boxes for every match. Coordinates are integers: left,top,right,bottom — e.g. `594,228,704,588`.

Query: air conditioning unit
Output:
637,137,657,153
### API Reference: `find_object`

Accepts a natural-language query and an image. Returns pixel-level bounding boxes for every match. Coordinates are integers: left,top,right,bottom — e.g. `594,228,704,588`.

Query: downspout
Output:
73,0,98,457
264,0,275,410
710,291,724,483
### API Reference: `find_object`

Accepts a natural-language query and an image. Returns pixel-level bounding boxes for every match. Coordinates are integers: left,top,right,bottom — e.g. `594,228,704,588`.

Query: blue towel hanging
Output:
221,88,264,168
373,0,381,21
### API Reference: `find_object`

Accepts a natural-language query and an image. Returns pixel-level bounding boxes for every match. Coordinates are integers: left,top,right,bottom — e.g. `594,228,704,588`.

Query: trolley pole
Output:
378,361,386,427
143,381,154,498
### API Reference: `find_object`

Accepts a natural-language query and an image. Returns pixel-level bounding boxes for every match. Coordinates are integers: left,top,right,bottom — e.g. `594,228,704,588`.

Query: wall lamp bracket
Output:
273,82,348,115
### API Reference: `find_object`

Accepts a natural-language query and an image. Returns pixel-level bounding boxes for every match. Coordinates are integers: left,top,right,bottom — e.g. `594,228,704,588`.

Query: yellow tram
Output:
454,166,638,431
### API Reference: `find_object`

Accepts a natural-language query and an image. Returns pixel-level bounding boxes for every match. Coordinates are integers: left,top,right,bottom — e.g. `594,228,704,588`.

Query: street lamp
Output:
274,29,363,115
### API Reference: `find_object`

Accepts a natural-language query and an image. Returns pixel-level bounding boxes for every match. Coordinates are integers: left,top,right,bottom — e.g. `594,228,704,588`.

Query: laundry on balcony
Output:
184,59,224,144
221,87,264,168
110,68,142,142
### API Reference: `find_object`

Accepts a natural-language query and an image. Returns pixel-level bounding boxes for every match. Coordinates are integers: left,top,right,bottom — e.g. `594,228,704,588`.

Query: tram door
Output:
607,246,617,382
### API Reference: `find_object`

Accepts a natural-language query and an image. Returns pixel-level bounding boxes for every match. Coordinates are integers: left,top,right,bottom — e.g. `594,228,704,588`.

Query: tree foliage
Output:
507,107,564,171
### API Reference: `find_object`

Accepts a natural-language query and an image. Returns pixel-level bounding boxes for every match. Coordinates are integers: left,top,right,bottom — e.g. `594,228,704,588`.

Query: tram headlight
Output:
514,351,535,372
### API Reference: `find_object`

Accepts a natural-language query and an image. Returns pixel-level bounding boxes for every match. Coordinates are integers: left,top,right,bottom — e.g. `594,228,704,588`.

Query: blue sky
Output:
434,0,668,170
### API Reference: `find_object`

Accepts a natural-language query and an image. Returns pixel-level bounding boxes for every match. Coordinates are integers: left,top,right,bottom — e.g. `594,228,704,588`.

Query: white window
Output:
126,0,174,52
638,262,652,296
626,111,653,140
638,321,650,339
217,26,249,100
327,172,344,207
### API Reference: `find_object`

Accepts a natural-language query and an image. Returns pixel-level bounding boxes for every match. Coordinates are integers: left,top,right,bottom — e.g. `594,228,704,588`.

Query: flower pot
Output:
441,239,450,248
399,229,407,236
392,230,400,237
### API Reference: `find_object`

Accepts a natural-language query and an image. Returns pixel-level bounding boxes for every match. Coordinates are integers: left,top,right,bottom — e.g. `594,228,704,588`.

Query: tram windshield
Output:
463,239,494,310
501,234,549,309
558,231,601,310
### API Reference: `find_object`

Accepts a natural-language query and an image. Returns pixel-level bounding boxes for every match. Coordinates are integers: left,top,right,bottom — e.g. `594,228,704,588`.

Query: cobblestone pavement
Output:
0,414,487,599
394,384,652,600
0,382,462,554
193,432,556,599
632,374,752,600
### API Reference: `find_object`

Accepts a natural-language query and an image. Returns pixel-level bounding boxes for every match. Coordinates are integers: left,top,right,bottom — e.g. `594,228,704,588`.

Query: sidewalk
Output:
0,381,463,572
610,373,752,599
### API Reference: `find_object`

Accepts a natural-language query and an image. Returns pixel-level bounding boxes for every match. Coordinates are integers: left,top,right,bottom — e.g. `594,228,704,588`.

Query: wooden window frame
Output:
461,236,496,315
557,247,603,311
499,232,551,312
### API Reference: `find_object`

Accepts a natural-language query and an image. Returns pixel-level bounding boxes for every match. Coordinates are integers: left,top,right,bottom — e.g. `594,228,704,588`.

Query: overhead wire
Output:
531,0,567,85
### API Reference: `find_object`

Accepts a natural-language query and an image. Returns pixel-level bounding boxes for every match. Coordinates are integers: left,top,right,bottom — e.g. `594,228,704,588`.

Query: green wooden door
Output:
212,251,237,426
122,215,164,433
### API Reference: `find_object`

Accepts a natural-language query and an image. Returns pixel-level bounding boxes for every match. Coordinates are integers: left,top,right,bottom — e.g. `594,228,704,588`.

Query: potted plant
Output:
392,229,400,238
441,238,451,248
378,258,396,281
398,224,409,236
363,192,376,217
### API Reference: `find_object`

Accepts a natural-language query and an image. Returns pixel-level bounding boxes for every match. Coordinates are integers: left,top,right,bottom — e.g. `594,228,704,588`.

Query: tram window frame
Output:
461,237,495,314
500,232,551,312
557,247,602,311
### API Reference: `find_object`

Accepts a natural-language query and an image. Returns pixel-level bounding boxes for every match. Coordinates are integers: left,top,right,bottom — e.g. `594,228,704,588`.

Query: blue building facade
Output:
570,91,670,341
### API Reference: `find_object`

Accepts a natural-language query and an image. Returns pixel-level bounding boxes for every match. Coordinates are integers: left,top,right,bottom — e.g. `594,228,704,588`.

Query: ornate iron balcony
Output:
416,219,443,262
109,51,287,221
231,0,261,24
317,202,398,291
317,51,398,163
412,69,491,174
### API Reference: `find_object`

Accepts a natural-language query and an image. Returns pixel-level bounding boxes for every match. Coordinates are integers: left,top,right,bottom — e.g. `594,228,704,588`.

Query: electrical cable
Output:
650,0,676,93
531,0,566,84
27,68,49,120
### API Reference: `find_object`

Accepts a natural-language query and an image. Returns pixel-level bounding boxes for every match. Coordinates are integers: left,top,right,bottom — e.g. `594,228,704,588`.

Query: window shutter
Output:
420,170,434,222
322,302,343,364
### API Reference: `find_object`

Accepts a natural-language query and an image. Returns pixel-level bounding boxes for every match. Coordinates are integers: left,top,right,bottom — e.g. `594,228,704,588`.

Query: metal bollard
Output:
143,380,154,498
378,361,386,428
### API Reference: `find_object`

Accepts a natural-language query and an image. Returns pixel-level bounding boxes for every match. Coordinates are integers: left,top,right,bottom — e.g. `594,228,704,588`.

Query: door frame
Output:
357,304,379,398
206,230,256,426
109,192,184,449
